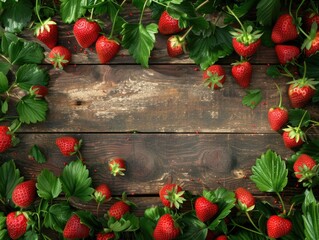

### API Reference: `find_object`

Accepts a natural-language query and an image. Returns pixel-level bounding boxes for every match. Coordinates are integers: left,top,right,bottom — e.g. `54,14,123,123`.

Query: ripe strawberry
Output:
303,12,319,32
288,77,317,108
94,183,112,203
167,35,185,57
95,35,121,63
215,235,228,240
6,212,28,240
34,18,58,49
158,11,183,35
153,213,180,240
12,180,36,208
63,214,90,239
275,45,300,65
73,18,101,48
282,127,305,149
271,14,299,44
96,232,116,240
304,31,319,57
195,196,219,222
108,157,126,176
55,136,80,156
234,187,255,211
48,46,71,69
293,154,317,179
0,126,12,153
231,61,252,88
232,38,261,58
31,85,48,98
108,200,130,220
267,215,292,238
203,65,226,90
159,183,185,209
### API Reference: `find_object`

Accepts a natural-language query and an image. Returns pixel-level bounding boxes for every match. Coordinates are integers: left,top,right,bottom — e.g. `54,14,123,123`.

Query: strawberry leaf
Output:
60,0,88,23
288,109,310,127
60,160,94,201
36,169,62,200
16,64,49,90
143,206,172,222
29,145,47,164
44,202,73,233
242,89,262,109
17,97,48,124
250,149,288,193
266,65,281,78
178,212,207,239
0,230,8,240
256,0,281,26
8,39,44,65
0,212,5,229
1,32,18,56
75,210,101,230
302,190,319,240
224,0,258,24
0,72,8,93
121,23,158,68
229,229,265,239
0,62,10,76
132,0,152,11
304,53,319,79
0,160,23,200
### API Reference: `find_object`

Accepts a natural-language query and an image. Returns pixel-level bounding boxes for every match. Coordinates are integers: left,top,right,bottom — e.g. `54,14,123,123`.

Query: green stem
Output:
276,192,286,215
226,5,245,33
297,109,308,129
35,0,43,24
179,26,193,41
195,0,210,11
287,202,295,216
274,83,283,108
139,0,149,25
89,0,98,20
295,0,306,20
109,0,127,39
245,211,261,233
231,219,264,236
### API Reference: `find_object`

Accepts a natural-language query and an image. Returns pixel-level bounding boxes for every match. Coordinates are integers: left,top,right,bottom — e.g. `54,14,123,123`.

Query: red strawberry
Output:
304,31,319,57
6,212,28,240
271,14,299,44
158,11,183,35
34,18,58,49
275,45,300,64
203,65,226,90
153,213,180,240
159,183,185,209
215,235,228,240
95,35,121,63
303,12,319,32
73,18,101,48
167,35,185,57
234,187,255,211
55,136,80,156
96,232,116,240
31,85,48,98
288,78,317,108
12,180,36,208
194,196,219,222
0,126,12,153
282,127,305,149
108,157,126,176
232,38,261,57
293,154,317,179
231,61,252,88
267,215,292,238
108,200,130,220
48,46,71,69
63,214,90,239
94,183,112,203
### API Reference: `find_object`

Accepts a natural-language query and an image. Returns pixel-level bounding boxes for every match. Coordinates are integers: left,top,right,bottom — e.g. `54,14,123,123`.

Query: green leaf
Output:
266,65,281,78
16,97,48,124
9,40,44,65
132,0,152,11
36,169,62,200
242,89,262,109
44,203,73,233
302,190,319,240
143,206,172,222
1,99,8,114
304,53,319,79
288,109,310,127
224,0,258,24
1,32,18,55
256,0,281,26
0,72,8,93
229,229,265,240
0,0,33,33
0,62,11,76
29,145,47,164
298,139,319,161
0,160,23,200
178,212,207,239
0,212,6,229
60,160,94,201
250,149,288,193
75,210,100,230
60,0,88,23
16,64,49,90
0,230,9,240
121,23,158,68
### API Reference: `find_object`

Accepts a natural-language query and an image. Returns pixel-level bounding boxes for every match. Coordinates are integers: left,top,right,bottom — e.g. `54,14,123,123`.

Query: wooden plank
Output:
19,65,298,133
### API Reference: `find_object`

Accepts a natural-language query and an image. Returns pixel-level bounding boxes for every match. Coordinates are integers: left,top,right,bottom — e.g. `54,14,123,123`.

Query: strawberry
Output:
194,196,219,222
94,183,112,203
304,31,319,57
271,14,299,44
48,46,71,69
167,35,185,57
56,136,80,156
153,213,180,240
95,35,121,63
231,61,252,88
282,127,305,149
203,65,226,90
96,232,116,240
234,187,255,211
6,212,28,240
158,10,183,35
108,200,130,220
267,215,292,238
31,85,48,98
12,180,36,208
232,38,261,58
288,77,317,108
159,183,185,209
0,126,12,153
34,18,58,49
63,214,90,239
293,154,317,179
73,18,101,48
108,157,126,176
303,12,319,32
275,45,300,65
215,235,228,240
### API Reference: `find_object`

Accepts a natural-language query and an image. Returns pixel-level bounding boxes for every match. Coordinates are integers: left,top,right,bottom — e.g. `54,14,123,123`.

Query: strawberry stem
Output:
195,0,210,11
226,6,245,33
274,83,283,108
276,192,286,215
139,0,149,25
89,0,98,20
35,0,43,24
109,0,127,39
230,219,264,236
179,26,193,42
245,211,261,233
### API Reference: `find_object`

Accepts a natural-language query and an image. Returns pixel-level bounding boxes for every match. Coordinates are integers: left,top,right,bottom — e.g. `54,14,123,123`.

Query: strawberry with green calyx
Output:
96,35,121,63
0,121,21,153
293,153,318,181
30,85,48,98
234,187,255,212
6,211,29,240
73,17,101,48
275,45,300,65
194,196,219,222
48,45,72,69
303,3,319,33
266,215,293,238
167,35,186,58
108,157,126,176
300,22,319,57
63,214,90,239
94,183,112,216
55,136,82,160
153,213,181,240
108,192,134,220
203,65,226,90
12,180,36,208
158,10,183,35
268,83,289,131
96,232,116,240
159,183,185,209
227,6,263,58
231,60,252,88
